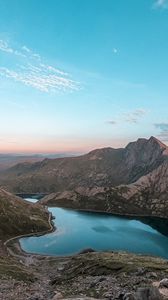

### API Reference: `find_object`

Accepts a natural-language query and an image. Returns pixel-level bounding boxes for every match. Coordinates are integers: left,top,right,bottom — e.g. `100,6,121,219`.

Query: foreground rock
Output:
123,286,162,299
1,250,168,300
160,279,168,288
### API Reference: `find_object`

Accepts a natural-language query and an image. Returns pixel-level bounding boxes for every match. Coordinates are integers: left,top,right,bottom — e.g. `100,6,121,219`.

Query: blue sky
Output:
0,0,168,153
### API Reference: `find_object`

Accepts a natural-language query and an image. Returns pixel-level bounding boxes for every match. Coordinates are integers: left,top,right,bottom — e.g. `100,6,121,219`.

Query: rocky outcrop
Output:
1,250,168,300
0,136,167,194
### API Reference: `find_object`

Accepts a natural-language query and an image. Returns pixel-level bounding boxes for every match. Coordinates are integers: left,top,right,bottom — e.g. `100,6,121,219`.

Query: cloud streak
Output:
0,39,80,93
107,109,147,126
153,0,168,9
124,109,147,124
154,123,168,131
106,120,116,125
154,122,168,141
154,122,168,142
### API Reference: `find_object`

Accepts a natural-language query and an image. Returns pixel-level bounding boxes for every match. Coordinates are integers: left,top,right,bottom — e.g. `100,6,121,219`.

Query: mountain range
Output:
0,136,168,218
0,153,77,172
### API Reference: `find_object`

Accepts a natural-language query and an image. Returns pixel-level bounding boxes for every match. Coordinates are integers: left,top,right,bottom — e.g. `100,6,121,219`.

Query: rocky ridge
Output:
0,136,167,194
39,137,168,218
40,160,168,218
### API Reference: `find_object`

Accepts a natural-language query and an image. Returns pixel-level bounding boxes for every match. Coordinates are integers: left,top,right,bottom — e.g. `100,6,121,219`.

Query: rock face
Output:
0,188,50,239
39,137,168,218
40,160,168,218
0,136,167,194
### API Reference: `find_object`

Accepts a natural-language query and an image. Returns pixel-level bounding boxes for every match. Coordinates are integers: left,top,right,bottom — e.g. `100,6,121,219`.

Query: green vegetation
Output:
0,256,35,281
0,189,50,239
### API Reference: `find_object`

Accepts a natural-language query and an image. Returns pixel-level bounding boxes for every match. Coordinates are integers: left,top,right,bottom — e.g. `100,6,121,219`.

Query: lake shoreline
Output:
4,210,58,262
2,200,168,300
47,204,168,221
4,197,168,259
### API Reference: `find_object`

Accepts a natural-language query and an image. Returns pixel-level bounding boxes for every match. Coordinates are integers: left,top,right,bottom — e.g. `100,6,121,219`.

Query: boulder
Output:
159,278,168,288
135,286,162,300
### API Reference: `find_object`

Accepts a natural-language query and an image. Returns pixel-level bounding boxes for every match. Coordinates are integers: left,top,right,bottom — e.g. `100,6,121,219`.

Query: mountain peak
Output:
126,136,168,152
148,136,168,149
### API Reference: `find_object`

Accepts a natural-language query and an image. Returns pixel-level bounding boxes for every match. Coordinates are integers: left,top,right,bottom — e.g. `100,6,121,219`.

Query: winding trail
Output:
4,210,54,264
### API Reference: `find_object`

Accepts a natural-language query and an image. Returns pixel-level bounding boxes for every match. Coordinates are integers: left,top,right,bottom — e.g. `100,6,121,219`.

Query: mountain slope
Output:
40,160,168,218
0,136,167,193
0,154,44,173
0,188,50,239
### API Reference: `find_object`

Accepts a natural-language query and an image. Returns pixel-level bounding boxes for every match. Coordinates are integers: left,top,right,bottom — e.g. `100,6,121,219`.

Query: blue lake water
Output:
20,198,168,258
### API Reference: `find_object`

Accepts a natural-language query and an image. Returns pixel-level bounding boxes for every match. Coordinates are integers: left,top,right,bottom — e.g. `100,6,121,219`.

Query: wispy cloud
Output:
154,122,168,131
153,0,168,9
0,40,26,57
0,39,80,93
124,109,147,124
0,137,17,144
106,109,147,126
154,122,168,140
106,120,117,125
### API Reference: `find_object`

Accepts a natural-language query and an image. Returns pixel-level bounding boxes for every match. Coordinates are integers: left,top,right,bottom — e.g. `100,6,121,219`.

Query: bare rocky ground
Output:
1,241,168,300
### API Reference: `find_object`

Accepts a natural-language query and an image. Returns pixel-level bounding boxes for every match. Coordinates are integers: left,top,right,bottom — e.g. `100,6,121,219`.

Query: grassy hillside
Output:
0,188,50,240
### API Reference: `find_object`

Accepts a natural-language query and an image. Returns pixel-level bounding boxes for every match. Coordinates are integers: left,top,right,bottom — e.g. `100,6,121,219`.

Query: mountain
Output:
1,139,168,300
0,188,52,288
0,188,50,240
0,136,167,194
0,154,44,172
0,153,77,172
40,160,168,218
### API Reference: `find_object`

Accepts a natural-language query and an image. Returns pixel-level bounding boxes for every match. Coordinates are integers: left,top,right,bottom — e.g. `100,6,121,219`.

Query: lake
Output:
19,198,168,258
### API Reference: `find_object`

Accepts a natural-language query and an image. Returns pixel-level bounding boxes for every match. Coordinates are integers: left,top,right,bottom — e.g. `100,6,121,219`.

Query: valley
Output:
1,137,168,299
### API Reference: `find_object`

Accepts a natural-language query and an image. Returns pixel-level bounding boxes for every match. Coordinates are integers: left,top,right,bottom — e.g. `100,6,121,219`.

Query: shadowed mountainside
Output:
0,188,50,240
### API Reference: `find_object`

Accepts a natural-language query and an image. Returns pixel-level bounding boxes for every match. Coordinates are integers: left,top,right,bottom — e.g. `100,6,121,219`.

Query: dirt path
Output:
3,211,54,264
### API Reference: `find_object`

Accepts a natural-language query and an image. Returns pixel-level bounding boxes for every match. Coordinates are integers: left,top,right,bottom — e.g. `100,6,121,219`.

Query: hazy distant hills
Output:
0,154,43,172
0,136,167,197
0,152,77,172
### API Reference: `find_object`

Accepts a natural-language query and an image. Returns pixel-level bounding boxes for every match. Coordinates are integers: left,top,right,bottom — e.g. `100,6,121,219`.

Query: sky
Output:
0,0,168,153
